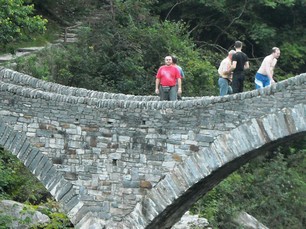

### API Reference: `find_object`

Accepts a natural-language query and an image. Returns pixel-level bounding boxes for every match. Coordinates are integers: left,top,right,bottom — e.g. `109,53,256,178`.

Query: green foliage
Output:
153,0,306,78
279,41,306,73
260,0,296,8
249,23,277,44
0,148,72,227
0,213,14,229
32,0,99,24
2,1,306,228
15,1,218,96
16,55,50,80
15,44,74,84
191,137,306,228
0,200,73,228
0,148,51,204
184,57,218,96
0,0,47,52
37,199,73,228
12,0,306,96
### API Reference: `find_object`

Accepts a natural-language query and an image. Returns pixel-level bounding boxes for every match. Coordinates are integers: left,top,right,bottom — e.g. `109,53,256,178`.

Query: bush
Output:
191,137,306,228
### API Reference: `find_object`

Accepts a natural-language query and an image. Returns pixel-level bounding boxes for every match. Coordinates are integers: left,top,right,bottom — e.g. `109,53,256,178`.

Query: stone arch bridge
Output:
0,68,305,228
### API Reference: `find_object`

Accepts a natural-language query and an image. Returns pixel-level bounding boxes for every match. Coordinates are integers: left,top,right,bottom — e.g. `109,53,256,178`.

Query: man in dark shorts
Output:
155,56,182,101
231,41,249,93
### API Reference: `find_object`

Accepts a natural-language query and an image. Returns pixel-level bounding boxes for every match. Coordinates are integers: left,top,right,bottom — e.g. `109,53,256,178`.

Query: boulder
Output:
0,200,50,228
172,211,211,229
233,211,269,229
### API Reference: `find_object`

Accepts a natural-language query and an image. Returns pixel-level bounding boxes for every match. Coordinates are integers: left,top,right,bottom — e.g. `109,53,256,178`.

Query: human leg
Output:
169,86,178,101
264,78,271,87
218,78,229,96
255,73,270,89
228,85,233,94
238,73,245,92
232,73,240,93
159,86,170,100
255,72,264,89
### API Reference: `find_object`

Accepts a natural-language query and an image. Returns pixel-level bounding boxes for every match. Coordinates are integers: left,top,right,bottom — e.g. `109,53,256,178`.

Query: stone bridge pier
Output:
0,68,305,228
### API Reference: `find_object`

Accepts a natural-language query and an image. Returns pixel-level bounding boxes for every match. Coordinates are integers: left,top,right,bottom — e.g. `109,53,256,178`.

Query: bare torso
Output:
257,54,277,78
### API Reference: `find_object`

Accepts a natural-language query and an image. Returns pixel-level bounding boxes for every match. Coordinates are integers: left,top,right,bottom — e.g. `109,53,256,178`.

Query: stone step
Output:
0,47,45,63
0,21,83,64
61,32,78,38
67,28,80,33
0,54,15,63
17,47,45,52
55,38,78,43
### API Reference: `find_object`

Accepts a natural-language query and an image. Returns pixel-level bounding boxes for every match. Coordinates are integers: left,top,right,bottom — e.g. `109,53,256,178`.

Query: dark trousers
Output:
159,85,177,101
232,72,245,93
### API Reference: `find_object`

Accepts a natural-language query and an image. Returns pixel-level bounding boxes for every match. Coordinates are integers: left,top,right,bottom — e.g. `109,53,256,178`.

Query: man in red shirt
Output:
155,56,182,101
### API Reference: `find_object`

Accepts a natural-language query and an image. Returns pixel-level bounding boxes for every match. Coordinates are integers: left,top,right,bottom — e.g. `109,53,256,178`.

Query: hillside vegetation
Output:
0,0,305,228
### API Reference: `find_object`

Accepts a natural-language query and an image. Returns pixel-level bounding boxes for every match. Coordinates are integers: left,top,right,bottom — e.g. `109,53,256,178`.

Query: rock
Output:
0,47,45,63
17,47,45,52
172,211,211,229
233,211,269,229
0,200,50,228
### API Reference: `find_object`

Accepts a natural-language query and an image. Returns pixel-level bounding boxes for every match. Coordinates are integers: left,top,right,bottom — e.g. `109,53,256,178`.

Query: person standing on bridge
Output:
155,56,182,101
172,55,185,100
231,41,249,93
255,47,281,89
218,50,235,96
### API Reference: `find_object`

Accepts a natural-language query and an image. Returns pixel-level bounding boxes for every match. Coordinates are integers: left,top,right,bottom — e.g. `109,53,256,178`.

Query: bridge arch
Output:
123,104,305,229
0,120,83,225
0,68,305,228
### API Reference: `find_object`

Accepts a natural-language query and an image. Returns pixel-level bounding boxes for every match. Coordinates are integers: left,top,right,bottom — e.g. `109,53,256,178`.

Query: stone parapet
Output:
0,68,305,228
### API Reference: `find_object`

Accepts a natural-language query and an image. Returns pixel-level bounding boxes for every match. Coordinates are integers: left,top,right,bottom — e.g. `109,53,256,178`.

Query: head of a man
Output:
234,41,243,49
164,56,173,66
271,47,281,59
228,50,236,59
172,55,178,65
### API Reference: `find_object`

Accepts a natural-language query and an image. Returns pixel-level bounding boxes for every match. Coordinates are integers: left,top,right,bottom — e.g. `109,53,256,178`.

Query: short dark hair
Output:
234,41,243,48
172,55,178,64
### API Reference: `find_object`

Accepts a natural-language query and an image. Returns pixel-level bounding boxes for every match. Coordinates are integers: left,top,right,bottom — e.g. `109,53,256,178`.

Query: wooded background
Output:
0,1,305,228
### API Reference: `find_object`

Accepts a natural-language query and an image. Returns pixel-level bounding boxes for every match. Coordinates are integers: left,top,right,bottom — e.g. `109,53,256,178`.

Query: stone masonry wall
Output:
0,68,305,227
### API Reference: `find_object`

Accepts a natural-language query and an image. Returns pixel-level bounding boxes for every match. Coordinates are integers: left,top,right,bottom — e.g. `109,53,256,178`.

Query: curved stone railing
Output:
1,68,306,228
0,67,158,101
0,67,305,109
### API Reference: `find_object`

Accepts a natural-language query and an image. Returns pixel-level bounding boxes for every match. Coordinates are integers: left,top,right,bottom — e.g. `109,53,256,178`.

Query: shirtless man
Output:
218,50,235,96
255,47,281,89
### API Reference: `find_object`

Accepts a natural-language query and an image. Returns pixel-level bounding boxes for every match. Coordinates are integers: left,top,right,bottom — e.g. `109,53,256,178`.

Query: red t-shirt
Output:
156,65,181,86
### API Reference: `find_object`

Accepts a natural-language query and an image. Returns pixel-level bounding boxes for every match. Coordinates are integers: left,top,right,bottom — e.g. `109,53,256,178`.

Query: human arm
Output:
177,78,182,95
155,78,160,94
231,61,237,72
270,59,277,83
244,61,249,70
180,69,185,78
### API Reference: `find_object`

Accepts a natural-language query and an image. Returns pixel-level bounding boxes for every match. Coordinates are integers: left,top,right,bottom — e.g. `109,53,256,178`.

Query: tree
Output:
191,136,306,228
0,0,47,52
32,0,99,26
0,148,51,203
16,0,218,96
152,0,306,80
